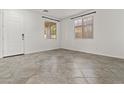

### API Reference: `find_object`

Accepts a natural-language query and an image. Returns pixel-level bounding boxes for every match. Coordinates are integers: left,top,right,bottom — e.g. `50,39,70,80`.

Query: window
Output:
44,21,57,39
74,19,83,38
74,15,93,39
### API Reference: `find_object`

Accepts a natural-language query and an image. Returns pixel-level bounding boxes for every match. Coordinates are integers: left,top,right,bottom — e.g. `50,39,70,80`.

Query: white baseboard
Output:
61,48,124,60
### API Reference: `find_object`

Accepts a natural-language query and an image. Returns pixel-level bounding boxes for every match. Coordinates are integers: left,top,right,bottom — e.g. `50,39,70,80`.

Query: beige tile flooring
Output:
0,49,124,84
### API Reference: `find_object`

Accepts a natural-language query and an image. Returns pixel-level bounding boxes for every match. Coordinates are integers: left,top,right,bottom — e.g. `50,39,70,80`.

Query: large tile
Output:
12,62,40,79
67,78,88,84
80,68,116,78
39,65,84,78
0,63,12,78
0,49,124,84
0,78,15,84
110,69,124,78
86,77,123,84
26,75,68,84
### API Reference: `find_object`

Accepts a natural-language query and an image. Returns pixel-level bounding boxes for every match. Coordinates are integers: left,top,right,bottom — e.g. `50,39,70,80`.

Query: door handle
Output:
22,34,24,40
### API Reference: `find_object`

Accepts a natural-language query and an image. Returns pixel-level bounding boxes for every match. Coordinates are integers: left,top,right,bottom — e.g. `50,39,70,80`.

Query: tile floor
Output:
0,49,124,84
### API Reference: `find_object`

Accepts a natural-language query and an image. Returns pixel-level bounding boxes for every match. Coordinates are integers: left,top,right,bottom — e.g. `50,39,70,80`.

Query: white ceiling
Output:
35,9,87,20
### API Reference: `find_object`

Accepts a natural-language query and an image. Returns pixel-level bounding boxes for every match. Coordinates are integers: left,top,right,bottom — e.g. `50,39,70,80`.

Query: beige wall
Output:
0,10,61,58
61,9,124,59
0,10,2,58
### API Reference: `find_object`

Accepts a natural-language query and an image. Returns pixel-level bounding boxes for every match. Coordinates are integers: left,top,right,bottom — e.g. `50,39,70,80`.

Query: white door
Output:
3,10,24,57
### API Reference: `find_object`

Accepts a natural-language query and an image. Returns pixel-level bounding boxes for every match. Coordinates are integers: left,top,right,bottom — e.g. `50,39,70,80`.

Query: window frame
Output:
74,15,94,39
43,18,58,40
74,18,83,39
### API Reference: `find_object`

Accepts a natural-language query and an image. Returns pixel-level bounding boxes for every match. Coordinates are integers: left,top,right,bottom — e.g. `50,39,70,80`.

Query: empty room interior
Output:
0,9,124,84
